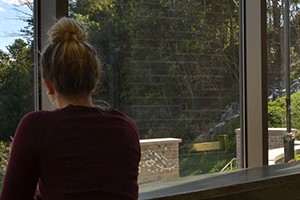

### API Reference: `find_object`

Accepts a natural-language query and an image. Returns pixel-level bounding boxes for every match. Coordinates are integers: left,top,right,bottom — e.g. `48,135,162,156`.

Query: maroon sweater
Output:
0,105,141,200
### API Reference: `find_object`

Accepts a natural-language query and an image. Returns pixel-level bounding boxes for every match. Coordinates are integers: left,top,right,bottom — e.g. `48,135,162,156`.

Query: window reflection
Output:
70,0,240,181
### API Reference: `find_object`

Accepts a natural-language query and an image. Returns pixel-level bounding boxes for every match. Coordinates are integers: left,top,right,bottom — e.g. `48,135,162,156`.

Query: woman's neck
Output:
55,93,94,109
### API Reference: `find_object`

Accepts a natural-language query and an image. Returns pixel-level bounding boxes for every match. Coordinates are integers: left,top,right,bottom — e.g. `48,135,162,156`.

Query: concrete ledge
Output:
140,138,182,145
139,162,300,200
236,128,298,168
268,142,300,165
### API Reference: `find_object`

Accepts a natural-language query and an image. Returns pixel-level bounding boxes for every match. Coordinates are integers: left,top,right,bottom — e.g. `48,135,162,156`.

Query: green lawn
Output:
180,151,236,177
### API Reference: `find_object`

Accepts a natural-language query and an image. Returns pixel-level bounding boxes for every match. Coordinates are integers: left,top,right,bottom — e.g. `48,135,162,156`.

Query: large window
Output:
69,0,240,180
3,0,300,197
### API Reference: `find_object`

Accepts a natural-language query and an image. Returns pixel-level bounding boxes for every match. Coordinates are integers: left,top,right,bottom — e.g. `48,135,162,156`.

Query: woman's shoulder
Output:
14,111,53,141
23,110,52,118
105,108,134,120
20,110,54,125
104,108,138,130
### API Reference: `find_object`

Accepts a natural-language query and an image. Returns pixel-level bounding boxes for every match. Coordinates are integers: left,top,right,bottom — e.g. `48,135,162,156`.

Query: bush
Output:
180,151,234,176
0,140,10,187
268,92,300,137
0,141,10,173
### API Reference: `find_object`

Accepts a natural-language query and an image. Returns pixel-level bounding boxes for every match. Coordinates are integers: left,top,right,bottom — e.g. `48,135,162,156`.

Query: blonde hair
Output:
40,17,101,96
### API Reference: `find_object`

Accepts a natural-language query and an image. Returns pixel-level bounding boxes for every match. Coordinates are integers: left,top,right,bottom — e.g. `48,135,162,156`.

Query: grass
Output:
179,151,236,177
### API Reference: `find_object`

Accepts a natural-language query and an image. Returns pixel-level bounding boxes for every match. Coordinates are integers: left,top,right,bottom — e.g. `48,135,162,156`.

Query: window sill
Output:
139,162,300,200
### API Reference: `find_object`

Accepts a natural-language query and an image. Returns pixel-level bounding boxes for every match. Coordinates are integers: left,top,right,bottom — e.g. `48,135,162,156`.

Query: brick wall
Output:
138,138,182,183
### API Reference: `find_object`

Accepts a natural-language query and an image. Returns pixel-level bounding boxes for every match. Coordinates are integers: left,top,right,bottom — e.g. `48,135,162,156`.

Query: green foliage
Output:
179,116,238,176
180,152,235,176
209,160,228,173
0,141,10,188
268,92,300,131
70,0,131,108
268,96,286,128
0,39,34,140
0,141,10,172
214,116,239,154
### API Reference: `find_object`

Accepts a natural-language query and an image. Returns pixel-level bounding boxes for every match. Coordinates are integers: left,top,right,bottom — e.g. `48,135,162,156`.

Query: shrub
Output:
0,141,10,173
268,92,300,138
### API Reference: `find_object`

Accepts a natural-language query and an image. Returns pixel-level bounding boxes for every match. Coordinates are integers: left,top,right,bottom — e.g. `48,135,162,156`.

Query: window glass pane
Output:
267,0,300,164
70,0,240,182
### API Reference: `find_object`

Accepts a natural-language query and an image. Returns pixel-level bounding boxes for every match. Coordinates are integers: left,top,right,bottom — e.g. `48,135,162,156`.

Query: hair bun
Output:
48,17,87,43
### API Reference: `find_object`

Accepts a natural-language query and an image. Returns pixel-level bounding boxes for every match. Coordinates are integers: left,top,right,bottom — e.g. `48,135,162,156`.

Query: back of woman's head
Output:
40,17,101,96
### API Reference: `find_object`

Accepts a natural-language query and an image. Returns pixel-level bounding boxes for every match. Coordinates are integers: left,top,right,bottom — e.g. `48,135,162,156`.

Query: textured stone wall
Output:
138,138,182,183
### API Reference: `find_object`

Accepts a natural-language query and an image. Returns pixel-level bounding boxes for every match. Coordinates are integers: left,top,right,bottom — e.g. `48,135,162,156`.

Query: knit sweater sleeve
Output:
0,113,40,200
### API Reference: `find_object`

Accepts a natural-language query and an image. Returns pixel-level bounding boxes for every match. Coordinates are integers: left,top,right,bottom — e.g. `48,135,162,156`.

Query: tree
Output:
70,0,129,108
0,2,34,140
0,39,34,140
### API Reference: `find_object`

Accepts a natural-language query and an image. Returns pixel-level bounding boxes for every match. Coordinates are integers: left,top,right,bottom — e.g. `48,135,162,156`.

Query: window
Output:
37,0,271,193
267,0,300,164
4,0,296,197
67,0,241,182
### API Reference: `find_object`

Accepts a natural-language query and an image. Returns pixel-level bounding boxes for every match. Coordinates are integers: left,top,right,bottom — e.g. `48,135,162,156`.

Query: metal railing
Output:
221,158,237,172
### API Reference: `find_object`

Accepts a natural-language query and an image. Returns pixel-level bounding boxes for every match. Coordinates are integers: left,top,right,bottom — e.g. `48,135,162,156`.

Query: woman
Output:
0,17,141,200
